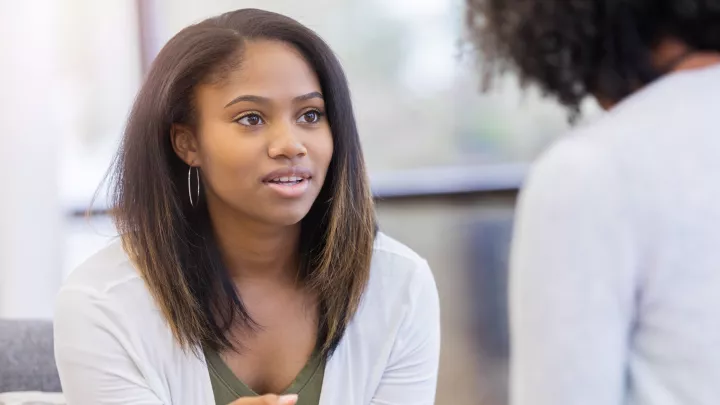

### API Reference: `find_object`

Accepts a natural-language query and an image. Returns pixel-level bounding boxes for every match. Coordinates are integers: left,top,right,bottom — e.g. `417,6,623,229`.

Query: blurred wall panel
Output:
376,195,516,405
59,0,142,209
0,1,63,318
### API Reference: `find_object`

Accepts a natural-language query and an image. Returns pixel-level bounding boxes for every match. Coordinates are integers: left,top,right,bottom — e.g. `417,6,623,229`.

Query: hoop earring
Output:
188,166,200,207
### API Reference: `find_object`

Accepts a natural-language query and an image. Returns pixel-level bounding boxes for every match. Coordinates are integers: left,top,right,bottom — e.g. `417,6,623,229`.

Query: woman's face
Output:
173,39,333,226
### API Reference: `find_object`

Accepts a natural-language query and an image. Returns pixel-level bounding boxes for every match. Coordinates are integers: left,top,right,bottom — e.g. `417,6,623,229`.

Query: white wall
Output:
0,0,141,316
0,1,63,318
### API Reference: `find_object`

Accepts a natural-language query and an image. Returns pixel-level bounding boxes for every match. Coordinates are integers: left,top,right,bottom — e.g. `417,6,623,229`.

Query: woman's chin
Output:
262,207,312,227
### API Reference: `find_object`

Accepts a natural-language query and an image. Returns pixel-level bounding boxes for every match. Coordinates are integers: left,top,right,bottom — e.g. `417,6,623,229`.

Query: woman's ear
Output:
171,124,200,166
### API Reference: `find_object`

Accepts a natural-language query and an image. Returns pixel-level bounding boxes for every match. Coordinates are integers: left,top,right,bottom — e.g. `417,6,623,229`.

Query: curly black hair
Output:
466,0,720,115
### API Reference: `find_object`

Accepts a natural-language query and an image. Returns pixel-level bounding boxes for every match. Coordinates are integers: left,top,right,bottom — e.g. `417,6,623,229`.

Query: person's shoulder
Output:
527,127,621,195
342,232,438,352
513,125,634,237
372,231,426,264
366,232,437,304
56,239,156,323
372,232,432,278
54,241,194,398
60,239,144,296
575,67,720,154
332,234,439,389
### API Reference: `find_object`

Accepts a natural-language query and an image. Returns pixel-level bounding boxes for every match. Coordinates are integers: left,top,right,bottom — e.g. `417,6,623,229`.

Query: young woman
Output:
465,0,720,404
54,9,440,405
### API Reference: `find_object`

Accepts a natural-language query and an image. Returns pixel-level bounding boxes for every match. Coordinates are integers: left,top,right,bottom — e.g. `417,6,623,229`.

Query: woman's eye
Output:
298,110,323,124
236,113,264,126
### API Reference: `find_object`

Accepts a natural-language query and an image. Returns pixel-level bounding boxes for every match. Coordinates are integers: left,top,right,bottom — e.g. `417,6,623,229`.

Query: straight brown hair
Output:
105,8,376,357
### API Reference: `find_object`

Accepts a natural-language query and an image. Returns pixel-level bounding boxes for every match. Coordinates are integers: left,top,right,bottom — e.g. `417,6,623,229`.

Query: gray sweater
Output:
510,64,720,405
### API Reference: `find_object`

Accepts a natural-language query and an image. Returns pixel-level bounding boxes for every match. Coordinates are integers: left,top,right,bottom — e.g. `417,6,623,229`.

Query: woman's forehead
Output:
200,40,322,105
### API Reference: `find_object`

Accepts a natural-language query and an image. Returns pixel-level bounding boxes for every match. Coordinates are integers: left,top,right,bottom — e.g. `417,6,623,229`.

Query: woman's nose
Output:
267,124,308,160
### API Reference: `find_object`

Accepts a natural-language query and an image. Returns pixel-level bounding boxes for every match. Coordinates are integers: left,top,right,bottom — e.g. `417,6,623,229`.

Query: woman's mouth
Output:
261,167,313,198
263,177,311,198
267,176,306,185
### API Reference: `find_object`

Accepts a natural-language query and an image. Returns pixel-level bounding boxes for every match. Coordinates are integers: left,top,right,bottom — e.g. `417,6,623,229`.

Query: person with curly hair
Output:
465,1,720,404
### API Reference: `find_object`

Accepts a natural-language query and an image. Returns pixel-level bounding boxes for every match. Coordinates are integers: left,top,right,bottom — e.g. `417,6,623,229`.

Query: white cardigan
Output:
54,232,440,405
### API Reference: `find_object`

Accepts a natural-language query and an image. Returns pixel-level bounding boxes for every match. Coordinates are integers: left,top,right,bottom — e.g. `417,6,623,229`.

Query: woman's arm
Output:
509,139,637,405
370,260,441,405
54,287,165,405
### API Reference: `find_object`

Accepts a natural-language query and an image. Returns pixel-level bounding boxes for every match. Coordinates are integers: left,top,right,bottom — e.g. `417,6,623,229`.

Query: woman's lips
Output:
261,166,312,183
263,177,311,198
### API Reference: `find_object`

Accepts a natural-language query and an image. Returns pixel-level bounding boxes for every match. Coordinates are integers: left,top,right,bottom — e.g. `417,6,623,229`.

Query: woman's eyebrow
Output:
224,91,324,108
293,91,323,102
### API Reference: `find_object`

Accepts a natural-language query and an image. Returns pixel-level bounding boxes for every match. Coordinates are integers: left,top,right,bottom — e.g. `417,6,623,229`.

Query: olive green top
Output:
205,349,325,405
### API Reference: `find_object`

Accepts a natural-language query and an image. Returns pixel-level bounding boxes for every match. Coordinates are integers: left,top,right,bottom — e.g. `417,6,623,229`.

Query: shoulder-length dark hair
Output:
107,8,376,356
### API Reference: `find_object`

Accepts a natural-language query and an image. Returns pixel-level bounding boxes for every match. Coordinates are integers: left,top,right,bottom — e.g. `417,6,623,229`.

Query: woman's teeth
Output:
270,176,304,184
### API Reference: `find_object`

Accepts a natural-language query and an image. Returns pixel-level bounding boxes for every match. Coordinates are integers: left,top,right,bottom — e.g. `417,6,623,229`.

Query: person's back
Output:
606,64,720,404
463,0,720,403
511,63,720,405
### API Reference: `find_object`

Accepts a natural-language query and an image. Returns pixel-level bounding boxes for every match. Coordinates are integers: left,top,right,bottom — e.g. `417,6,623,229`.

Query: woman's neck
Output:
598,39,720,109
653,38,720,74
206,199,301,283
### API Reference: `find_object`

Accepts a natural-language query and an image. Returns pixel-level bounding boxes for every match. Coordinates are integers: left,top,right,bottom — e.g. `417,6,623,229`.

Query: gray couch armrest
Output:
0,319,61,393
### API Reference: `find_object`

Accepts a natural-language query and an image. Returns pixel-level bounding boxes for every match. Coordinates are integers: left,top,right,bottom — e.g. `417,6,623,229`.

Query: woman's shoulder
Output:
363,232,438,310
371,232,433,283
335,232,439,366
54,241,206,404
372,232,426,263
60,239,144,297
56,239,159,327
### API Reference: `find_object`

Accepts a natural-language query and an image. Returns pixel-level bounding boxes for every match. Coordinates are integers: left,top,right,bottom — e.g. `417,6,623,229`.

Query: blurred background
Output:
0,1,599,404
